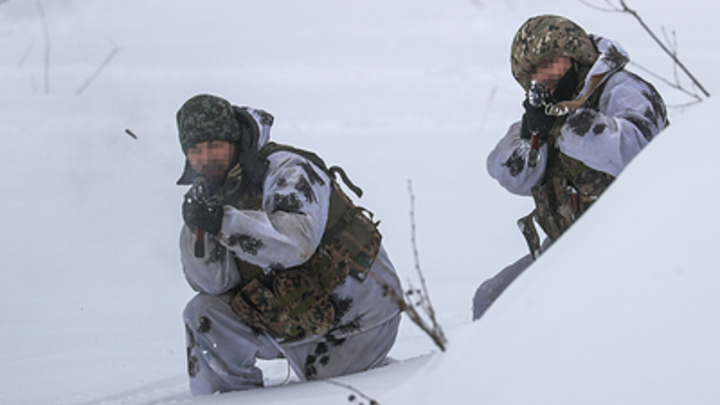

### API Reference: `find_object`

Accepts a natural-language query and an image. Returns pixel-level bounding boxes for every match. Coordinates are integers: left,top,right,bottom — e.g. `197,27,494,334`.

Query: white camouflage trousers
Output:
184,293,400,395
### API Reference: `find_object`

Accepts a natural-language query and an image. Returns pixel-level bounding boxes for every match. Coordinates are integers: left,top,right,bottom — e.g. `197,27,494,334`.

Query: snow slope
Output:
0,0,718,404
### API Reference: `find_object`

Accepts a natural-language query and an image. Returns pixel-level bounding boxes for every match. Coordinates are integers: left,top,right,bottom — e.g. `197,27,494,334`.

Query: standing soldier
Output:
176,94,402,395
473,15,668,319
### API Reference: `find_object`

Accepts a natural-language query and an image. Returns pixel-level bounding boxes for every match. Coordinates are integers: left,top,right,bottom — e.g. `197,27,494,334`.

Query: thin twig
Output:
363,180,447,352
618,0,710,97
628,62,701,101
373,275,447,352
37,0,50,94
76,44,120,95
18,42,34,68
324,379,380,405
407,180,447,350
408,180,440,331
578,0,710,105
661,27,682,89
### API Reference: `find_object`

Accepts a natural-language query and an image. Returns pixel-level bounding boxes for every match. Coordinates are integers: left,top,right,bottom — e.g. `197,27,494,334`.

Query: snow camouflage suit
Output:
474,15,668,320
492,15,668,255
179,101,401,395
226,142,383,340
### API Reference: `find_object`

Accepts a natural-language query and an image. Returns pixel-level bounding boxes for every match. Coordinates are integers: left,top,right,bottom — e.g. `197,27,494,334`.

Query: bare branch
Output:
617,0,710,97
18,42,34,68
76,44,120,95
667,99,703,110
366,180,447,352
603,0,619,9
378,277,447,352
408,180,438,323
659,27,681,88
405,180,447,350
628,62,701,102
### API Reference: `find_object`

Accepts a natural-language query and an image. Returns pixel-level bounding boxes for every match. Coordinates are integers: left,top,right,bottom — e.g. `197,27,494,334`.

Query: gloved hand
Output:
520,99,557,140
182,184,223,236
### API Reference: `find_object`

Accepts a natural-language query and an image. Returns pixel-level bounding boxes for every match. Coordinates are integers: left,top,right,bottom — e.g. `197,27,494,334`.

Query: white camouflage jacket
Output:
488,36,668,196
179,107,402,343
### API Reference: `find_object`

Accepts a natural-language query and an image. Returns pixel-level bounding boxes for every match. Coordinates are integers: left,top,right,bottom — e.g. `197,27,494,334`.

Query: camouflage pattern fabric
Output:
230,270,335,339
177,94,242,153
511,15,598,91
229,182,381,340
226,143,382,340
517,212,541,260
526,109,615,244
512,26,612,251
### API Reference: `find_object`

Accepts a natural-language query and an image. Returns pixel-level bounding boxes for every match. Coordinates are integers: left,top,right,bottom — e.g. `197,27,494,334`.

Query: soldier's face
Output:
531,56,572,92
187,141,236,182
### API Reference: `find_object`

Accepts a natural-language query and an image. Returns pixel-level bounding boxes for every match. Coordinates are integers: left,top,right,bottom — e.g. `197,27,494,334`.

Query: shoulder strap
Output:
547,72,610,116
259,142,364,197
583,76,610,112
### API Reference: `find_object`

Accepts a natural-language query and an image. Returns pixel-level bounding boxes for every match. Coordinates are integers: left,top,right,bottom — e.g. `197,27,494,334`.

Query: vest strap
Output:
329,166,363,198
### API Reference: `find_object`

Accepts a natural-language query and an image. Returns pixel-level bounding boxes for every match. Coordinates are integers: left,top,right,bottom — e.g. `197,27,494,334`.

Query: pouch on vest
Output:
230,270,336,339
229,183,381,340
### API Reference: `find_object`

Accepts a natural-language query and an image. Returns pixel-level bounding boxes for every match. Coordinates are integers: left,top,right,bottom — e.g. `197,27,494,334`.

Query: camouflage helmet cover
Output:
177,94,241,153
511,15,598,91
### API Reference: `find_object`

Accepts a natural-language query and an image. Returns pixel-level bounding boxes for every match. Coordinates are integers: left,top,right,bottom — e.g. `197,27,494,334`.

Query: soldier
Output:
473,15,668,320
177,94,402,395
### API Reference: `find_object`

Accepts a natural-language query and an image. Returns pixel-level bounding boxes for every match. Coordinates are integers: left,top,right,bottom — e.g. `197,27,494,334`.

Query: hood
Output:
578,35,630,98
176,105,274,185
546,35,630,116
233,106,274,152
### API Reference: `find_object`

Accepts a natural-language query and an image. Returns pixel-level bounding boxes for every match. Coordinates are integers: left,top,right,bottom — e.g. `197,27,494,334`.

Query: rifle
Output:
192,175,208,258
526,81,553,168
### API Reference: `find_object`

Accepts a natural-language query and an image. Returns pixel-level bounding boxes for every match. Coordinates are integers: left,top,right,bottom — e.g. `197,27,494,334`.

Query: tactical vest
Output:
223,143,382,340
518,79,614,258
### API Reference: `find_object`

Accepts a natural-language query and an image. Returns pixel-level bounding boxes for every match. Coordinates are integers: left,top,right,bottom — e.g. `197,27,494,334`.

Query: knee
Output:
184,293,223,330
474,278,499,302
472,280,498,321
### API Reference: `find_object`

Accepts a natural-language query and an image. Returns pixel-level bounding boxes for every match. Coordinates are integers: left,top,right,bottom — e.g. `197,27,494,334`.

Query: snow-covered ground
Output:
1,0,718,404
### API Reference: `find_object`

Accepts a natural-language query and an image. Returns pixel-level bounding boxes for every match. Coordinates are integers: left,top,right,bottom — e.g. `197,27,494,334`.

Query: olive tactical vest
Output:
223,143,382,340
518,80,614,258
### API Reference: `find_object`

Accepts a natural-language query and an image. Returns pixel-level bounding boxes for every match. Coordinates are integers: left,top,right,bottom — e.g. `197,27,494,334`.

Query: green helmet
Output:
511,15,598,91
177,94,241,153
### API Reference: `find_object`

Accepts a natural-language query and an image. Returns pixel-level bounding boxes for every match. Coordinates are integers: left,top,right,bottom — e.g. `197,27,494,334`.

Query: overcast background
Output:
1,0,718,404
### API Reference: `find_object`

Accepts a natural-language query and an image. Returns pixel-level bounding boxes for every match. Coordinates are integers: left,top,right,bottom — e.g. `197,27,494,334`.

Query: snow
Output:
1,0,718,404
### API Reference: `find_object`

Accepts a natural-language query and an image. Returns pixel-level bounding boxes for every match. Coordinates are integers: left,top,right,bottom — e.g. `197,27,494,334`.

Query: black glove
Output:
520,99,556,140
182,185,223,236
